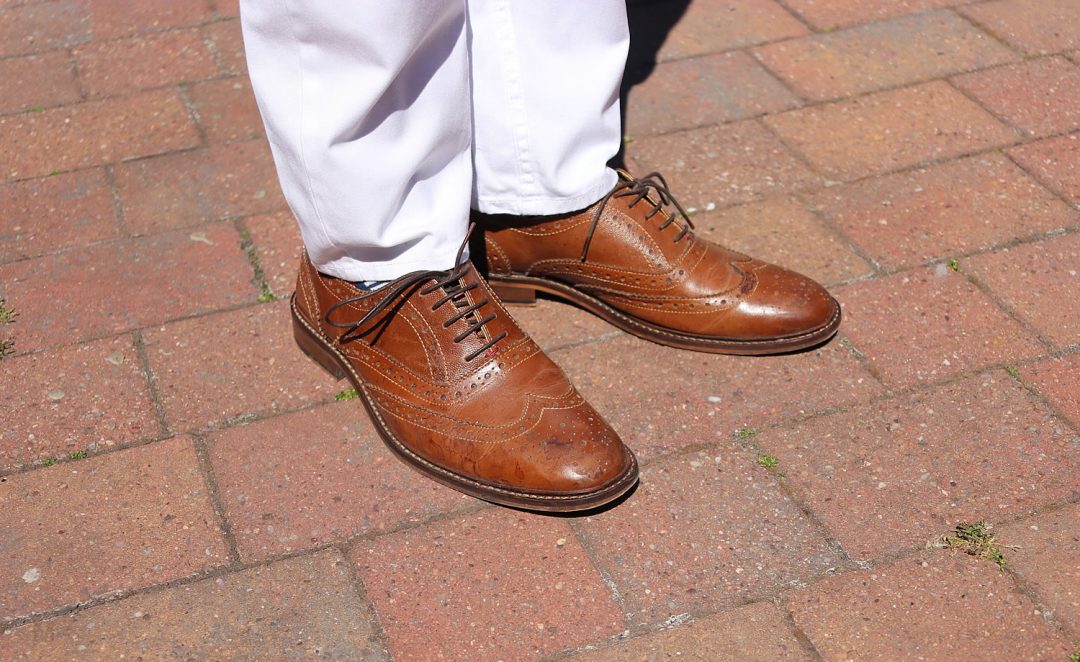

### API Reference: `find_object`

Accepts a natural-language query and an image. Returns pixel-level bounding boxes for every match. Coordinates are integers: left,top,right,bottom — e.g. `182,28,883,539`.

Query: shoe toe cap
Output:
727,264,839,340
513,408,636,494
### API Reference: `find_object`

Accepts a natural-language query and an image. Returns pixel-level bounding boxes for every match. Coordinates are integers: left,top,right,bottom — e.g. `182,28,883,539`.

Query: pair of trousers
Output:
240,0,630,281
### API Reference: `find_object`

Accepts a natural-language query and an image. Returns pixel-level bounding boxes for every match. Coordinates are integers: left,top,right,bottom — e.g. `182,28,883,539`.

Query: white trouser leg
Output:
467,0,629,215
240,0,630,280
240,1,472,281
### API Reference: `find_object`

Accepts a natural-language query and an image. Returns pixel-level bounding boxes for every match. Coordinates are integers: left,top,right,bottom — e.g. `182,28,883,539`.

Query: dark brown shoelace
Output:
581,171,695,261
324,227,507,362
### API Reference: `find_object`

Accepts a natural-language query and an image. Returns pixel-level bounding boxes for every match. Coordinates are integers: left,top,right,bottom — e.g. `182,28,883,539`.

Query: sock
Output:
354,279,390,292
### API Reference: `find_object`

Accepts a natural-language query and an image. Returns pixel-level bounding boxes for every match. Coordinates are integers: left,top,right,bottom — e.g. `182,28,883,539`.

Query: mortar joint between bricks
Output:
189,431,244,566
235,218,277,303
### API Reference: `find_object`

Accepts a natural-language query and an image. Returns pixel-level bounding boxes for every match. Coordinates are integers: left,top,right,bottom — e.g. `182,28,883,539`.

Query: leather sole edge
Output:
488,274,842,355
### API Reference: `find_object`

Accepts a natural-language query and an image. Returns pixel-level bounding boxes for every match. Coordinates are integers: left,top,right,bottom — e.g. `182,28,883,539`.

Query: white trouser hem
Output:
316,245,468,283
474,168,618,216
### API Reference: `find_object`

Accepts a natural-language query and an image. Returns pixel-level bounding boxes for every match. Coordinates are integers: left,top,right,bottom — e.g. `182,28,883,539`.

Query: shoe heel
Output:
490,280,537,305
291,310,348,381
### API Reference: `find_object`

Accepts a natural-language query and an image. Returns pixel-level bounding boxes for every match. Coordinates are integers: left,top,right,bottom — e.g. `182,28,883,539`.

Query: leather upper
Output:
478,173,839,341
293,253,633,495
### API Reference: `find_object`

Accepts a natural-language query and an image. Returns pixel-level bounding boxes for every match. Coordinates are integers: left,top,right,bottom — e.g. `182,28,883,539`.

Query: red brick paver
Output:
0,89,201,180
243,210,301,299
754,374,1079,560
966,231,1080,350
213,0,239,19
576,447,838,623
754,11,1015,101
961,0,1080,56
1023,353,1080,427
836,266,1043,388
627,119,821,210
81,0,213,41
0,1,90,58
808,153,1078,269
208,403,469,561
0,550,384,661
626,51,799,137
0,168,121,263
789,551,1074,659
998,502,1080,638
72,28,217,97
0,222,256,354
571,601,812,661
355,509,625,661
559,334,881,460
202,19,246,76
629,0,807,63
114,140,284,235
0,334,158,472
4,0,1079,658
953,56,1080,138
697,196,873,284
0,436,227,620
186,77,265,144
781,0,961,31
143,301,337,432
1008,132,1080,205
764,81,1018,181
0,52,80,115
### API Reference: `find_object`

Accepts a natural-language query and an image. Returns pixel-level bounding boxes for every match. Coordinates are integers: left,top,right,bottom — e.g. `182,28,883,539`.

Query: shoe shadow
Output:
503,480,641,518
611,0,693,169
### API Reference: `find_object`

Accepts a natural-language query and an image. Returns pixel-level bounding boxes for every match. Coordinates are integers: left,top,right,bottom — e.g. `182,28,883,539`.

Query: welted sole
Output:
290,295,638,512
488,274,842,356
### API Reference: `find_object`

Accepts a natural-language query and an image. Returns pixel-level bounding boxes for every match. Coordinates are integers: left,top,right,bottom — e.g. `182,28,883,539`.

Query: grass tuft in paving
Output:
757,454,780,470
335,388,359,402
935,521,1011,568
0,297,16,359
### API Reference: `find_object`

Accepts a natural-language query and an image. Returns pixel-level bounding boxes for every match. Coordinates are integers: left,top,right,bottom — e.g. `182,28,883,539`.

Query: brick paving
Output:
0,1,1077,660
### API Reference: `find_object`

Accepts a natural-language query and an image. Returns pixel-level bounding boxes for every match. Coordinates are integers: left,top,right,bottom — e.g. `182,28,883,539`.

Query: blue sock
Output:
354,279,390,292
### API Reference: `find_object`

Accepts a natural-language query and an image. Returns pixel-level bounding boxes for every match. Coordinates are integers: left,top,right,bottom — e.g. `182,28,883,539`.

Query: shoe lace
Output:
581,171,695,261
323,226,507,363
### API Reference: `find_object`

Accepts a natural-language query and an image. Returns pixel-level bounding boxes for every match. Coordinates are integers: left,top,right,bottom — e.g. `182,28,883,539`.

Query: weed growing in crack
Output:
0,298,16,359
757,454,779,470
934,521,1013,569
237,228,276,304
335,388,360,401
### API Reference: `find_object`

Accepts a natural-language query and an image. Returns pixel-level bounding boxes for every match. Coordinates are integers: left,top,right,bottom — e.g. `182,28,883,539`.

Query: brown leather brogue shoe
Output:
473,171,841,354
290,240,638,512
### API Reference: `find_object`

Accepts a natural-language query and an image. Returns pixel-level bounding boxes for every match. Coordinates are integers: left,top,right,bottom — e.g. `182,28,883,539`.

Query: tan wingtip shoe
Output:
473,170,841,355
290,243,638,512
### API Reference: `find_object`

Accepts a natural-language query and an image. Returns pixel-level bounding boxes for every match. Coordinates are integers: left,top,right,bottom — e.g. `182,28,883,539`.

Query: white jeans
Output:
240,1,629,281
